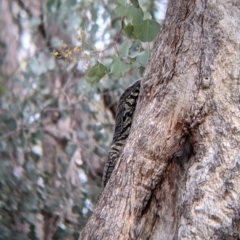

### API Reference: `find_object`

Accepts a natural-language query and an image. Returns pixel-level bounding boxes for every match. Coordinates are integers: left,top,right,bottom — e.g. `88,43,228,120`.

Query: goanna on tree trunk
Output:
80,0,240,239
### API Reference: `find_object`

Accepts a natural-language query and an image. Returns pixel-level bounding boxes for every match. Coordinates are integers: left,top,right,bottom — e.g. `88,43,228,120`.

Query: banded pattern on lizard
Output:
102,79,141,188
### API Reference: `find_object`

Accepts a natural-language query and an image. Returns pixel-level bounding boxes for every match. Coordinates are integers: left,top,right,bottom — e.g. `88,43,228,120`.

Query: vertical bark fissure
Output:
176,1,240,239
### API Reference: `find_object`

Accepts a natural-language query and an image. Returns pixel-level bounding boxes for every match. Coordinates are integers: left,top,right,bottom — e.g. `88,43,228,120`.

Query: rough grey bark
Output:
0,0,19,76
80,0,240,239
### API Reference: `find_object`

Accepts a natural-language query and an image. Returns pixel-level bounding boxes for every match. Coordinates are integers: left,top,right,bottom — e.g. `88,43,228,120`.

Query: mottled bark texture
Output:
80,0,240,239
0,0,19,76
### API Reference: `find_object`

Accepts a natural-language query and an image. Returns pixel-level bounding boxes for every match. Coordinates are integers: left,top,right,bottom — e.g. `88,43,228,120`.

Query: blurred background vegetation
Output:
0,0,166,239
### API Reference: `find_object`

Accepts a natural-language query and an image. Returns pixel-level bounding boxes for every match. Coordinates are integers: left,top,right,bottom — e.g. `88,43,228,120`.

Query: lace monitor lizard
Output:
101,79,194,191
102,79,141,188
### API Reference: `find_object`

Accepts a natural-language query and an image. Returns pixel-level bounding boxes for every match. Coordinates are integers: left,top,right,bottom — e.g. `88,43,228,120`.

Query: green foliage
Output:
114,2,160,43
133,19,160,42
86,61,108,83
83,0,161,81
0,0,164,238
118,39,132,57
111,57,132,78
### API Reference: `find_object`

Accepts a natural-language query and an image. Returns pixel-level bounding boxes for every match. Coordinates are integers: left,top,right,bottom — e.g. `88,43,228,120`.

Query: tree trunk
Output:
80,0,240,239
0,0,19,76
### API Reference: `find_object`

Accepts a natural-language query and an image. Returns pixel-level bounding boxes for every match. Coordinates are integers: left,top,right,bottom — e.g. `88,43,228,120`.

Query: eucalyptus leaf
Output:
136,49,150,66
126,6,144,25
143,11,152,20
134,19,160,42
86,61,108,84
115,0,128,7
118,39,131,57
123,24,135,39
110,57,132,78
130,0,139,8
114,5,127,16
139,66,145,76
